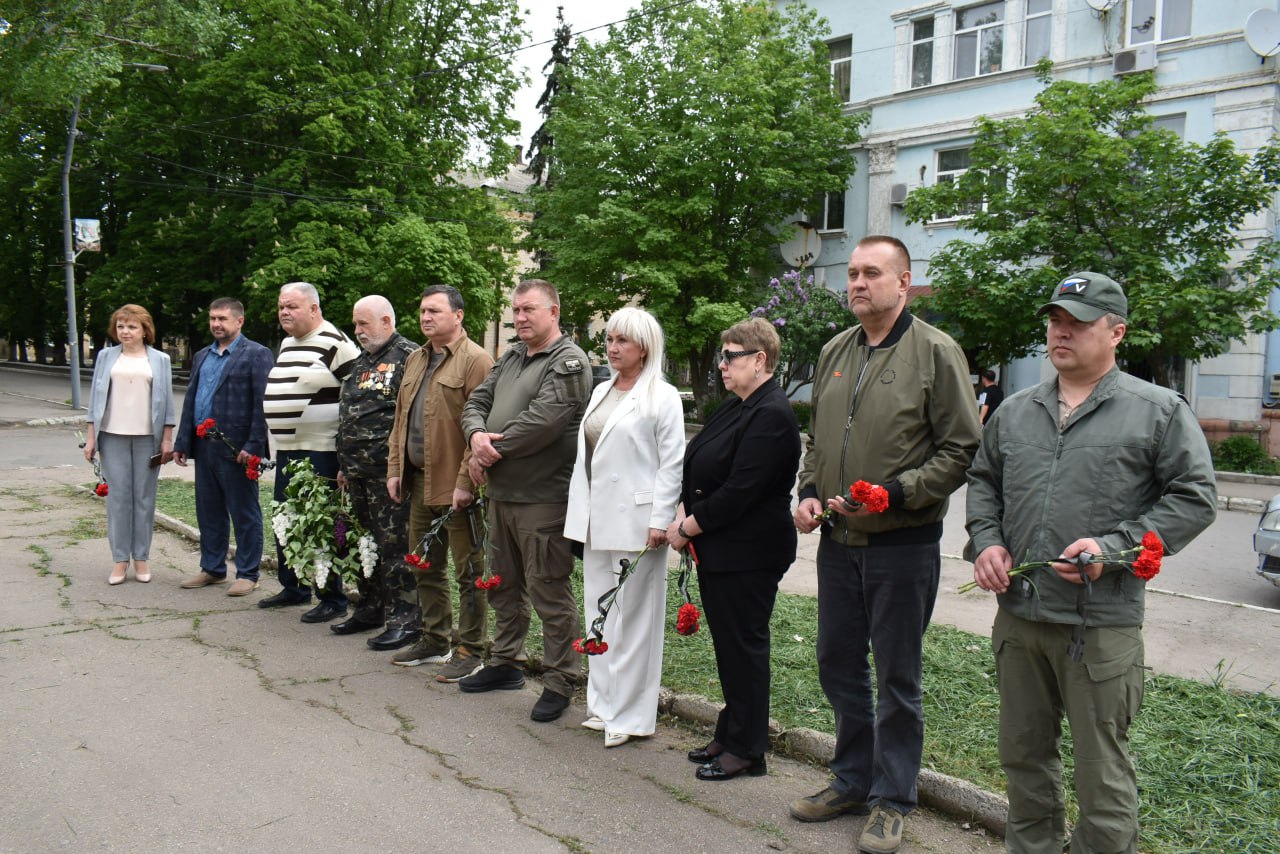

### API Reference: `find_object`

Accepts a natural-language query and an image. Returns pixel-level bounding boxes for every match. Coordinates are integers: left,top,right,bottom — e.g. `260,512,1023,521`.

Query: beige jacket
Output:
387,331,494,505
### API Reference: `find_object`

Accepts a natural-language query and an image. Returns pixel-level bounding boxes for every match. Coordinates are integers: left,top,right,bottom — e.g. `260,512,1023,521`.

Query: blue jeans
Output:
273,449,346,606
193,446,262,581
816,535,940,814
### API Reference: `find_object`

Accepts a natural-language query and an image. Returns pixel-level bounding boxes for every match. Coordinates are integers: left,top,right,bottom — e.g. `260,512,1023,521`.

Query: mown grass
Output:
153,479,1278,851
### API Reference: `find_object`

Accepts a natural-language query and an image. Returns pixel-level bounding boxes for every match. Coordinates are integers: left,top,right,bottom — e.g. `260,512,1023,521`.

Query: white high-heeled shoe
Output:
581,715,606,731
604,731,630,748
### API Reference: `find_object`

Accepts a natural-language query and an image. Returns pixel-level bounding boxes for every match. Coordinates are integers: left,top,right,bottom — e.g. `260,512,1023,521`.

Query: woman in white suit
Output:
565,307,685,748
83,304,176,585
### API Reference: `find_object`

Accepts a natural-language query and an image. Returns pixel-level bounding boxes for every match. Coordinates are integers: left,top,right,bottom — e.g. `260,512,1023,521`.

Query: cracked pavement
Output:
1,468,998,853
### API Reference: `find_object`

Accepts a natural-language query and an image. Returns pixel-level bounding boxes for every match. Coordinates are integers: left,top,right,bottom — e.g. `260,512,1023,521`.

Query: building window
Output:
827,37,852,103
911,18,934,88
933,147,981,220
1127,0,1192,46
1151,112,1186,137
810,191,846,231
954,2,1005,80
1024,0,1052,65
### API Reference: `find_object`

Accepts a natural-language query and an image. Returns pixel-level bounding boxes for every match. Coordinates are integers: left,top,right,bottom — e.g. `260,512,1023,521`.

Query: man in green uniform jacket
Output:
458,279,591,724
965,272,1217,854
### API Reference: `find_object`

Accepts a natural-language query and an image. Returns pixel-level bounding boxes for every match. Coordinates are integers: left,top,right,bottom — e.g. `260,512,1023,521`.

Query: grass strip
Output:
154,479,1278,851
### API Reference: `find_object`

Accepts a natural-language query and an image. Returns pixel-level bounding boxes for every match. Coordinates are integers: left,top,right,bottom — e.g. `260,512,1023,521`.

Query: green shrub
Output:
1211,435,1280,475
791,400,812,433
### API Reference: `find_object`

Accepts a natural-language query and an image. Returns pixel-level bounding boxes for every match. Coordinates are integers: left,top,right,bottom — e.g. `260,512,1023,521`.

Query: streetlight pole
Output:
60,64,167,410
61,95,82,410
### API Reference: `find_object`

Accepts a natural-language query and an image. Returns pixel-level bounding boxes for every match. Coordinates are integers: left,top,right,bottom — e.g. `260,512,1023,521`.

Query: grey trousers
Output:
97,432,161,563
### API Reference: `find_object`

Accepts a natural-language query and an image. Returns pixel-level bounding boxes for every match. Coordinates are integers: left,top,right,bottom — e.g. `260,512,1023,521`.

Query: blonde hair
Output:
605,307,666,416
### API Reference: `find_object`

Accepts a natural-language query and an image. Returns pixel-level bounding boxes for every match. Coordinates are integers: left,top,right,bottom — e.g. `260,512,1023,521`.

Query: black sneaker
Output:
458,664,525,693
530,688,570,722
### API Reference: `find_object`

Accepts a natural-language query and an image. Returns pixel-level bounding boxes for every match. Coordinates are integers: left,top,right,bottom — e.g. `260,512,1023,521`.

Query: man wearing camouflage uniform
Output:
334,295,421,650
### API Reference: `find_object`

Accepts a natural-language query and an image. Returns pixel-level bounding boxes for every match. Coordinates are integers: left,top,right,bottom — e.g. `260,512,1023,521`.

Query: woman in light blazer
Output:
565,308,685,748
83,304,176,585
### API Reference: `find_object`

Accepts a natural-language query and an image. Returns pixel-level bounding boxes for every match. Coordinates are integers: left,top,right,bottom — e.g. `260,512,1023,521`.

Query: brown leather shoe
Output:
227,579,260,597
181,571,227,589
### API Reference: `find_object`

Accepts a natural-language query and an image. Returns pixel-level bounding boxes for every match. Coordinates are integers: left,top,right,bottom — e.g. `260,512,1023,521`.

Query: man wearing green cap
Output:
964,272,1217,853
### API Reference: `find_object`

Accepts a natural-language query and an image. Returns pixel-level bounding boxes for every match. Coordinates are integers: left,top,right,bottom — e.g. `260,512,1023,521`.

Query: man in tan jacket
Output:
386,285,494,680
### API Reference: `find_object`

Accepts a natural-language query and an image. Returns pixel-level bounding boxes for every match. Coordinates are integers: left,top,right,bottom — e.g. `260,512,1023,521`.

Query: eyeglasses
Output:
719,349,760,364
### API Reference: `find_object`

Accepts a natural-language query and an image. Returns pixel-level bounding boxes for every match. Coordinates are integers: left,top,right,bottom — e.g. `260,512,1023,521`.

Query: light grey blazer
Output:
87,344,177,449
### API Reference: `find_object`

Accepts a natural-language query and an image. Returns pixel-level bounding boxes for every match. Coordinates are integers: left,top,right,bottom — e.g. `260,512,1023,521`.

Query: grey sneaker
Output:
391,640,450,667
789,786,870,822
435,645,484,683
858,805,905,854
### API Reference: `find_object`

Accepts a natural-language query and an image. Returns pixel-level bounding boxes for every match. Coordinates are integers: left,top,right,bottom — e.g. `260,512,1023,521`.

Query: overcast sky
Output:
510,0,637,151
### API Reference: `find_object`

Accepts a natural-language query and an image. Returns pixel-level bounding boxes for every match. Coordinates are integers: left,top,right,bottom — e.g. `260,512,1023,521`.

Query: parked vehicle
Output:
1251,494,1280,586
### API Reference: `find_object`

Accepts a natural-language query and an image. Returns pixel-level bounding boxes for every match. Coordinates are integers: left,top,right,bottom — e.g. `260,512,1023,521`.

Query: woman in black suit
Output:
667,317,801,781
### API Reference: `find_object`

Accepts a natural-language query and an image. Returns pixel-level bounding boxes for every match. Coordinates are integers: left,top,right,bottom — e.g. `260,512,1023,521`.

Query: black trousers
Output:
697,564,786,760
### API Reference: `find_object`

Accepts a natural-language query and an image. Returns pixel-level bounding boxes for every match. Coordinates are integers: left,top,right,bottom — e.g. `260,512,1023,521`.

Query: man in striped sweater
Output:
260,281,361,623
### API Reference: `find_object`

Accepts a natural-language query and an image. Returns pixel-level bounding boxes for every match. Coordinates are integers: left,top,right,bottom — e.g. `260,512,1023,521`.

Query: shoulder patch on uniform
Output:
562,357,583,373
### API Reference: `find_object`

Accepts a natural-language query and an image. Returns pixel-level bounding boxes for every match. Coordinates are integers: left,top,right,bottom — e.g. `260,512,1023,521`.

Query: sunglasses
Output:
719,349,760,364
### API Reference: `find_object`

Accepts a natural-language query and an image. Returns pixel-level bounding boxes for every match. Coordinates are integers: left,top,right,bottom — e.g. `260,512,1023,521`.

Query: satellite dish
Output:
778,223,820,269
1244,8,1280,57
1084,0,1115,11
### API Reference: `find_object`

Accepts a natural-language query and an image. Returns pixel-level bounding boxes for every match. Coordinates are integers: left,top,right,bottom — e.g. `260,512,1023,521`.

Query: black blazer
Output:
681,378,801,574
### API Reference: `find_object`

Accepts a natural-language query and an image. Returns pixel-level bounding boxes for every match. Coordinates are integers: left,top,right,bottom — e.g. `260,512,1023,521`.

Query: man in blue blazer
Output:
174,298,275,596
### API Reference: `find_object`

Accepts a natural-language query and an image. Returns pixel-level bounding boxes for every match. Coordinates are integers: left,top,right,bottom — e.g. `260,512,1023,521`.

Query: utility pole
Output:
60,65,167,410
61,95,82,410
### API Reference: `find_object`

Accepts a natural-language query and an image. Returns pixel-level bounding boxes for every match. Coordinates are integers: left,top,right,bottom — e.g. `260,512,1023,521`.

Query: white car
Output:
1252,494,1280,586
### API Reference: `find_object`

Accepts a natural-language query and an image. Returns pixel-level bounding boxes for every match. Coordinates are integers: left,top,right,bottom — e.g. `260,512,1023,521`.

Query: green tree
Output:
0,0,525,362
750,269,847,396
527,5,573,190
530,0,865,406
904,63,1280,387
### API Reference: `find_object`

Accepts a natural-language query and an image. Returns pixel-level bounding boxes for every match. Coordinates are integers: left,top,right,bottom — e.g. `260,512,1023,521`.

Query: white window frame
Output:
828,36,852,103
953,1,1005,81
1023,0,1052,66
811,190,846,232
931,147,982,223
1126,0,1192,47
910,17,935,88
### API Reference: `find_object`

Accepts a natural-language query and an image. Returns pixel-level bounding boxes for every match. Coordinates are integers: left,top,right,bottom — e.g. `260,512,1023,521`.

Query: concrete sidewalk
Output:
1,467,1001,853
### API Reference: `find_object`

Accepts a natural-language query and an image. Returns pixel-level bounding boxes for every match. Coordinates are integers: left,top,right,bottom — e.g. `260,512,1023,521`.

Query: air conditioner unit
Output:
1113,43,1157,76
890,182,910,207
1270,373,1280,397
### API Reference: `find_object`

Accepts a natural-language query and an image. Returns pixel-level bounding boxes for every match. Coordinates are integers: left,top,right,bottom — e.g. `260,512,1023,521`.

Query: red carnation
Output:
1132,531,1164,581
676,602,701,636
573,637,608,655
474,574,502,590
246,468,260,481
404,554,430,569
850,480,889,514
94,482,109,497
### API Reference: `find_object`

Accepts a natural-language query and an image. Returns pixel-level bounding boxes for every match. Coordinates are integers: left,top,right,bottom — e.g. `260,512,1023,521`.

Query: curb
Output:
102,486,1017,838
654,689,1009,837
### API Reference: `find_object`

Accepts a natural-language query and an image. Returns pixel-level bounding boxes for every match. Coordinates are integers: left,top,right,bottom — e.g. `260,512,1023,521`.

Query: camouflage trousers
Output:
345,474,420,630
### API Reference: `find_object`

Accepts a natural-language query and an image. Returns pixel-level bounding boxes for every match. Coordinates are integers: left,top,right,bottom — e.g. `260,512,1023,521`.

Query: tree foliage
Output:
529,0,865,405
904,63,1280,386
0,0,525,363
749,270,847,396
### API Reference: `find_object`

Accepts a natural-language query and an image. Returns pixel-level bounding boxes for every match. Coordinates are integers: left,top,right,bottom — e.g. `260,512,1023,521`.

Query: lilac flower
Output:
774,317,786,327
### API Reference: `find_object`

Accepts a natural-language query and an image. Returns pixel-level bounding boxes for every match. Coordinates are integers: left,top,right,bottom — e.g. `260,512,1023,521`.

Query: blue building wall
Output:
782,0,1280,417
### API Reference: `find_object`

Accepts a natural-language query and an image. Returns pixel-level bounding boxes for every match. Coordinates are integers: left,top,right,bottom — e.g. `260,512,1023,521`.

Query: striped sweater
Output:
264,320,360,453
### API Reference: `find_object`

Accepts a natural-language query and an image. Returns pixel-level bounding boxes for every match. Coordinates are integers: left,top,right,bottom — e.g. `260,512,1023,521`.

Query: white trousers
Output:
582,540,669,736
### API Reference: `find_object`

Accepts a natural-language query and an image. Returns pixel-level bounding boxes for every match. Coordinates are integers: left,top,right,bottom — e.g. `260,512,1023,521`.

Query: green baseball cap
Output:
1036,272,1128,322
